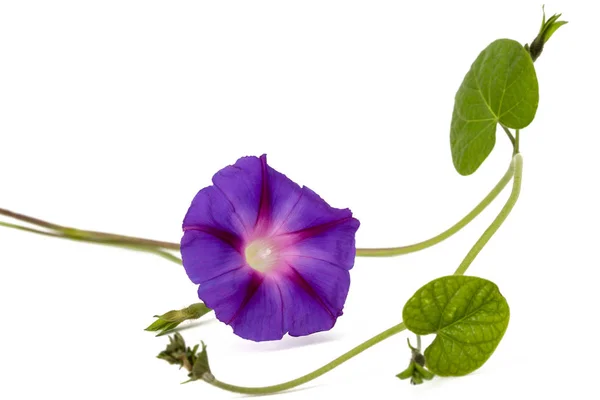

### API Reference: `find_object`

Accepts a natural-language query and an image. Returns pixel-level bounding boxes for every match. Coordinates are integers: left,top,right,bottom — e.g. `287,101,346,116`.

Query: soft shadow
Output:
233,331,341,352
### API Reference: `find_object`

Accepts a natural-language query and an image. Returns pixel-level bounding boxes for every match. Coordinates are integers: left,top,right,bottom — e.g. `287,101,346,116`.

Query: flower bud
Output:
146,303,211,336
396,338,435,385
525,6,567,62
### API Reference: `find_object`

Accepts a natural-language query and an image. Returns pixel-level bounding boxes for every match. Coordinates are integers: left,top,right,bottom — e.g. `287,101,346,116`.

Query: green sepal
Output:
396,337,435,385
156,333,189,367
396,363,415,380
157,333,213,383
190,341,212,381
411,374,423,385
414,363,435,380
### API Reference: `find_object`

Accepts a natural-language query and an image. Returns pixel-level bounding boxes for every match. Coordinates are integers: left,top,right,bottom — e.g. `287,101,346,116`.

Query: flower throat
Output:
244,239,278,273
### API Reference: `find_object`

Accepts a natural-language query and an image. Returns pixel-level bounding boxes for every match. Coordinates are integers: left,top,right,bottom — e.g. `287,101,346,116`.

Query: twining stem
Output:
203,322,406,395
355,159,515,257
0,207,179,250
0,220,182,265
501,124,516,149
454,152,523,275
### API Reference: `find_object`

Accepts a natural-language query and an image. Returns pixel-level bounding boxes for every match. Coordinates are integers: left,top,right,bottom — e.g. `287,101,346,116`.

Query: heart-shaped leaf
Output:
402,276,510,376
450,39,539,175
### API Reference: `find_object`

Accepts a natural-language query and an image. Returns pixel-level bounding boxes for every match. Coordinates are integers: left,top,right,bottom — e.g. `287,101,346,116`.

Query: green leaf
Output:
450,39,539,175
402,276,510,376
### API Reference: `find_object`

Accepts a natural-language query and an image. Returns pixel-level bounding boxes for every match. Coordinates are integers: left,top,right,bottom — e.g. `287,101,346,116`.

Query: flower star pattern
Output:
181,155,360,341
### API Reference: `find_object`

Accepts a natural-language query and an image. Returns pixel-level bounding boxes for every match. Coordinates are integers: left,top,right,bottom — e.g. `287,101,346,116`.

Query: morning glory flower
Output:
181,155,360,342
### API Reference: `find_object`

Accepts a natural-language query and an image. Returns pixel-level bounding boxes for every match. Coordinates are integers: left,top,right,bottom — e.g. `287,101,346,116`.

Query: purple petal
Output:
280,218,360,270
180,230,245,284
285,257,351,316
264,166,302,234
211,154,305,239
212,156,264,234
276,266,339,336
182,186,247,238
197,266,262,325
198,260,349,340
228,275,285,341
274,186,352,235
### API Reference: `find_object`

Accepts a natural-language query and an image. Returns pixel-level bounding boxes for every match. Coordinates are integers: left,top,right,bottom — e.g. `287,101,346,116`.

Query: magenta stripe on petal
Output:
229,275,285,341
273,186,352,236
263,164,302,235
183,224,243,253
276,270,337,337
253,155,272,236
183,186,247,238
285,258,350,315
180,230,245,284
197,267,262,324
212,156,263,235
280,217,360,270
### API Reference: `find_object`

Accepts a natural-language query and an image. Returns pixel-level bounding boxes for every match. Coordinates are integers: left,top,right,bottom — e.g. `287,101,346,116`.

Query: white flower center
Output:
244,239,278,273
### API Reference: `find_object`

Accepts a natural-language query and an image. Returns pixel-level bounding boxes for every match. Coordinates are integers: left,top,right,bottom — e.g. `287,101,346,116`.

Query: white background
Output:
1,1,598,399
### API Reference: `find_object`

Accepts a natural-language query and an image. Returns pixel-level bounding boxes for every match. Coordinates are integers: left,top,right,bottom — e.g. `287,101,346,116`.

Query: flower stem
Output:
454,152,523,275
205,322,406,395
355,158,515,257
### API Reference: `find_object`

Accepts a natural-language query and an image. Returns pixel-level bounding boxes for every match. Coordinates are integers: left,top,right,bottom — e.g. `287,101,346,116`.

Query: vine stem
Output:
203,322,406,395
501,124,516,148
0,159,514,259
454,152,523,275
0,207,179,250
355,158,515,256
0,220,182,265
